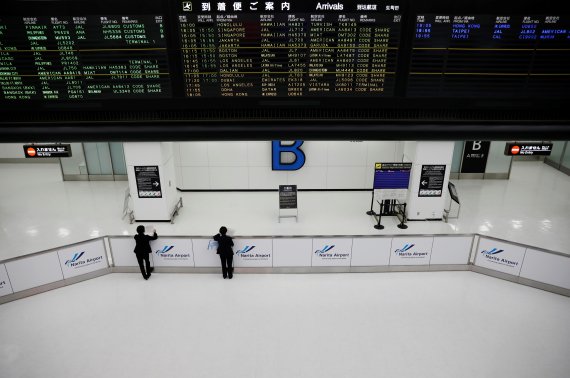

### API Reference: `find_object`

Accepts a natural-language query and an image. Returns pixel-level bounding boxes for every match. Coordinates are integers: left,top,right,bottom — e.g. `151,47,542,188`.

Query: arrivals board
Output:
0,14,171,100
178,1,402,97
408,14,570,97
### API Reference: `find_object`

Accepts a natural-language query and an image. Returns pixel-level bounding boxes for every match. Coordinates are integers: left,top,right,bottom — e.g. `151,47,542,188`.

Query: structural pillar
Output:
124,142,178,221
403,141,454,220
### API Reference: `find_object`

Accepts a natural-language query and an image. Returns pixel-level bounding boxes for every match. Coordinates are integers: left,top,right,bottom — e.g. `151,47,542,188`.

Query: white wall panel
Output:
57,239,108,279
192,238,220,267
520,249,570,289
234,239,273,267
299,142,327,167
0,264,14,297
474,237,526,276
366,141,398,165
109,237,149,267
209,167,249,189
247,142,272,167
249,167,287,189
390,237,433,266
273,238,312,267
430,236,473,265
312,238,352,267
350,238,391,266
327,166,367,189
207,142,248,166
286,166,327,189
179,142,209,166
5,252,63,292
328,141,367,166
150,238,195,267
181,166,210,190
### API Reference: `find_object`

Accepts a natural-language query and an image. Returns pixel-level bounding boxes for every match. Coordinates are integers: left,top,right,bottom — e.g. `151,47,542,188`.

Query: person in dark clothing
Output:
134,225,158,280
213,226,234,279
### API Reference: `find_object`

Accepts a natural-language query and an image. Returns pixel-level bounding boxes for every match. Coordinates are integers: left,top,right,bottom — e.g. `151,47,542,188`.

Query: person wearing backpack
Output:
134,225,158,280
213,226,234,279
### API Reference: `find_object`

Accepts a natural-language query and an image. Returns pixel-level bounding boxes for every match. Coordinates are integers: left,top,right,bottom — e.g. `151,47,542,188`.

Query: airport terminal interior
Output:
1,0,570,377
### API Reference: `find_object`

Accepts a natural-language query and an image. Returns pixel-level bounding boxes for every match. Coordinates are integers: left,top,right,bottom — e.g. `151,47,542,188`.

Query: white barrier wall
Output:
474,237,526,276
192,238,220,267
273,238,312,267
312,238,352,267
5,252,63,292
57,239,108,279
0,264,13,296
430,236,473,265
519,248,570,290
390,236,433,265
109,237,148,267
350,238,391,266
234,238,273,268
151,238,195,267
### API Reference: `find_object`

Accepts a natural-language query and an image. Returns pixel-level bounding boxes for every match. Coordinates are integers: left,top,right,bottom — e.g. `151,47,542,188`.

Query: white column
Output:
124,142,178,221
404,141,454,220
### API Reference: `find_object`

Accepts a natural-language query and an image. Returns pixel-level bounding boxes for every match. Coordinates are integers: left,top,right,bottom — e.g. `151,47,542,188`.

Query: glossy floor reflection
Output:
1,272,569,378
0,160,569,261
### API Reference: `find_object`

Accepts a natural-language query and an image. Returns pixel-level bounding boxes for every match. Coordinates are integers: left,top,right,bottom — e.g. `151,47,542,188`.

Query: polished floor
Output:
0,160,570,261
1,272,569,378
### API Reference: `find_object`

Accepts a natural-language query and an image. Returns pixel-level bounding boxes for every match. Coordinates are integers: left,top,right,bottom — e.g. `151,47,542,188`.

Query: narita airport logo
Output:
236,245,270,259
65,251,103,268
480,248,519,267
394,244,428,258
314,245,349,259
154,245,190,259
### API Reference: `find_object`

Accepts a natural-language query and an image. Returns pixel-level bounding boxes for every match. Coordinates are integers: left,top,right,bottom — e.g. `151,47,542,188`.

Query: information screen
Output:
177,1,402,97
408,14,570,97
0,14,171,100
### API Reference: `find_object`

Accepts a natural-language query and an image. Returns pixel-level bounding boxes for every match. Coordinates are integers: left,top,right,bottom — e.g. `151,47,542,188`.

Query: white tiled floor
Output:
0,272,569,378
0,160,569,261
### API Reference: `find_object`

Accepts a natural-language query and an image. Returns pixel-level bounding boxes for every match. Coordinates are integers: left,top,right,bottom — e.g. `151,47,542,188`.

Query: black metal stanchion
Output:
366,190,376,216
397,203,408,229
374,202,384,230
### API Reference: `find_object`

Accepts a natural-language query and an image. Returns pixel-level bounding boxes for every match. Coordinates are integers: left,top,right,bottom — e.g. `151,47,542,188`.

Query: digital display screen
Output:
0,14,171,100
178,1,402,97
408,14,570,97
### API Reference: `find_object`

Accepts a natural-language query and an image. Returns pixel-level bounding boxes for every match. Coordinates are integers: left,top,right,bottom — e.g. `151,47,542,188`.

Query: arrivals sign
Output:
373,162,412,201
418,165,446,197
23,144,72,158
134,166,162,198
504,143,553,156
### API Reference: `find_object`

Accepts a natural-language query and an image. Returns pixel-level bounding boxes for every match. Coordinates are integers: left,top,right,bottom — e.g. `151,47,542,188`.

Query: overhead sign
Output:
504,143,553,156
461,141,490,173
23,144,72,158
418,165,446,197
134,166,162,198
279,185,298,209
373,162,412,201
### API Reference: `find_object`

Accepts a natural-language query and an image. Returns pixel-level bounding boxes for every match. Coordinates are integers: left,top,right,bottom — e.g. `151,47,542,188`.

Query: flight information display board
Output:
177,1,402,97
408,14,570,97
0,14,171,100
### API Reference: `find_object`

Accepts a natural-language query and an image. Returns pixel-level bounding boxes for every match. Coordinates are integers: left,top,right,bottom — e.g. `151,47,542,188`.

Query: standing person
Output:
213,226,234,279
134,225,158,280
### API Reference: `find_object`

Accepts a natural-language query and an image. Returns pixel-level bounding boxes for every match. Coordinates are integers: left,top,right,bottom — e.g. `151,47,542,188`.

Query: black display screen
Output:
178,1,402,97
408,14,570,97
0,0,568,128
0,14,171,100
